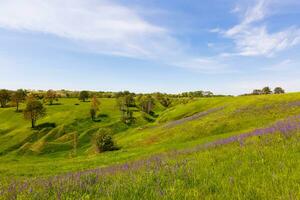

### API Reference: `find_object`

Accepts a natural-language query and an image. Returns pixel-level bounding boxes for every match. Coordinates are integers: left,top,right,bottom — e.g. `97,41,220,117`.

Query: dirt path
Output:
162,106,224,129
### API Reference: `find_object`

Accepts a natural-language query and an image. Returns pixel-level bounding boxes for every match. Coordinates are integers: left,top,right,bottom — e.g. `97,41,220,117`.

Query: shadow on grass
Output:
98,114,109,118
149,111,159,118
0,127,16,136
93,114,109,122
35,122,56,130
48,103,62,106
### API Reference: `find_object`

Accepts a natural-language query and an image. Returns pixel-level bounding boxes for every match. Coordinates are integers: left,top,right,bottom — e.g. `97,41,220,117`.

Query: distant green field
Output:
0,93,300,199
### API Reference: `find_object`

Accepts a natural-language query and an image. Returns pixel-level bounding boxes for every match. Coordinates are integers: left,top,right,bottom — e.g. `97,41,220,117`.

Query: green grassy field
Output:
0,93,300,199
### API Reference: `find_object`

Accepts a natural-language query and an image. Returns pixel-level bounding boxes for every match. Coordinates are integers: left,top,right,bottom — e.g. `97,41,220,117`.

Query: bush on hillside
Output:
274,87,285,94
262,86,272,94
79,91,89,102
93,128,118,153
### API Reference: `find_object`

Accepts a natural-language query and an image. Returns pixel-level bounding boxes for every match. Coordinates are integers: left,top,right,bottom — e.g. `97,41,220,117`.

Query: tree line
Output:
7,89,219,99
0,87,289,154
0,87,285,128
0,89,173,128
252,87,285,95
0,89,174,154
240,86,285,96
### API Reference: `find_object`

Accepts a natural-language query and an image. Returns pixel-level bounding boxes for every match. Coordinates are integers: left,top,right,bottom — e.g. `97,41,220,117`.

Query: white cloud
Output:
230,26,300,56
0,0,233,74
217,0,300,57
231,5,241,14
209,28,222,33
0,0,174,58
261,59,297,71
171,57,227,72
207,43,214,48
243,0,268,24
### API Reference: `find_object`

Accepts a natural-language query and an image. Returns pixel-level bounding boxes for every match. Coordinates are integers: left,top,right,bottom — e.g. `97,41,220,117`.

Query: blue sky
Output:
0,0,300,95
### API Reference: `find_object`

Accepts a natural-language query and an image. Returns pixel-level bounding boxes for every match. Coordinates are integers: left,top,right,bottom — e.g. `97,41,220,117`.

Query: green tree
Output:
79,91,89,102
156,94,172,107
117,96,135,124
139,95,155,114
162,97,172,107
274,87,285,94
0,89,11,108
90,96,100,121
12,89,27,111
93,128,117,153
121,107,134,124
262,87,272,95
252,89,262,95
23,98,46,128
45,90,58,105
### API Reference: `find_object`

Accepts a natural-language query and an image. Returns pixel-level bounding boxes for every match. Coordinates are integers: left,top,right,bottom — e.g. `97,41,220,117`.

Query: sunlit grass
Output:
1,132,299,199
0,93,300,199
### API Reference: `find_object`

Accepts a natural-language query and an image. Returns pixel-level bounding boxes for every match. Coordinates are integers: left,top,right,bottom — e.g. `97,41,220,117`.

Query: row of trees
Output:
8,89,220,99
0,89,61,110
252,87,285,95
180,91,214,98
115,92,169,124
0,89,50,128
0,89,27,111
79,90,173,123
1,86,287,128
0,89,154,128
0,89,222,111
86,92,157,124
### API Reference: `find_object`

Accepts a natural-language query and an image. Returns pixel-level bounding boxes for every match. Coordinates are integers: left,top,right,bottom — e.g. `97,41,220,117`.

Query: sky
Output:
0,0,300,95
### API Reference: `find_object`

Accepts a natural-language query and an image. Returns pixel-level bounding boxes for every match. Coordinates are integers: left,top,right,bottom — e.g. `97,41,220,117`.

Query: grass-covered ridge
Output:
0,92,300,198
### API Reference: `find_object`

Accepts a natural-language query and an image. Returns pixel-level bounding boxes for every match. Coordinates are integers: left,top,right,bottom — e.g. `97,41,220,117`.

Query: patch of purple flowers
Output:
195,115,300,150
1,115,300,199
286,101,300,107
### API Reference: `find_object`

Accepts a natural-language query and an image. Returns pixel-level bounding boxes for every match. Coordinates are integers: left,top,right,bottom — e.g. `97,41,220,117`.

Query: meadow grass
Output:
1,132,299,199
0,93,300,199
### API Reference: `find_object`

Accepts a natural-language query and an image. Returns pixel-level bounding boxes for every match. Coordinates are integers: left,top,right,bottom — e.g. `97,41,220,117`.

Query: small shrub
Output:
93,128,118,153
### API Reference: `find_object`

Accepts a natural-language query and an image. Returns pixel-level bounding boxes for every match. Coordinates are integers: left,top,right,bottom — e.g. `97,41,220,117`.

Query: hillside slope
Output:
1,93,300,177
1,127,299,199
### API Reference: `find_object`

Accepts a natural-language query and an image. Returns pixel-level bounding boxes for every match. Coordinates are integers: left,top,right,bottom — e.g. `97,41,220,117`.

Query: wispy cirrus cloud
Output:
0,0,169,58
215,0,300,57
0,0,229,73
1,0,298,76
261,59,299,72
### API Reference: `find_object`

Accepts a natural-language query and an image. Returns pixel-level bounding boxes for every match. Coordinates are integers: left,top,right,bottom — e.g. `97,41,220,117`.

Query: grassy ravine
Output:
0,93,300,199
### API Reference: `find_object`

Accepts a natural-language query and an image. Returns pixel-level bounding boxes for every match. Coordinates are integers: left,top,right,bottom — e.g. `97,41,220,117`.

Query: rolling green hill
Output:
0,93,300,199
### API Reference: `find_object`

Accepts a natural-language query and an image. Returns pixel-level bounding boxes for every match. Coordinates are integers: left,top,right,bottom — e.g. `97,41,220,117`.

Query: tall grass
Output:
1,120,299,199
